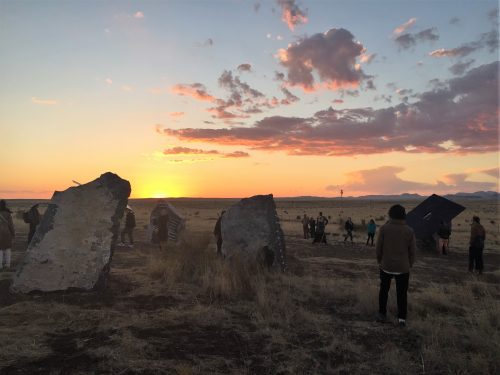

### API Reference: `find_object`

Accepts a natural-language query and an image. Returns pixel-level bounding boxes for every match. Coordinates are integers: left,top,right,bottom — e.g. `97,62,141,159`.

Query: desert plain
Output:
0,197,498,374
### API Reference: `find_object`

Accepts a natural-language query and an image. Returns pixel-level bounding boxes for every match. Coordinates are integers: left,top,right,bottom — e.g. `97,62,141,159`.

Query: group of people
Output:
301,213,377,246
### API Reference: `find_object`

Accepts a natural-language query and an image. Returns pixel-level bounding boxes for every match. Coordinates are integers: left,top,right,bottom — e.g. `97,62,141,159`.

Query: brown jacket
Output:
0,210,15,250
469,222,485,248
376,219,416,273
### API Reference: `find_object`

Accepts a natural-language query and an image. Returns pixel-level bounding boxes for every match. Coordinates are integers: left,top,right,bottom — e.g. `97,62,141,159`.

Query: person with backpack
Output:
313,212,328,244
437,221,451,255
120,206,136,247
344,217,354,243
0,200,15,270
23,204,40,244
366,219,376,246
468,216,486,274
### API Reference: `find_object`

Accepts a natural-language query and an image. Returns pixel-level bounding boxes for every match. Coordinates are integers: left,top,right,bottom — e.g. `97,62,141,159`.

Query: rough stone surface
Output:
11,172,131,293
221,194,286,271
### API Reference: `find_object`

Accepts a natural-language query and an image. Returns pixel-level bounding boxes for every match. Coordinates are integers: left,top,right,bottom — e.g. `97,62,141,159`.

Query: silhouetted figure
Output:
376,204,416,327
468,216,485,274
121,206,136,247
23,204,40,244
0,200,15,270
157,208,169,251
344,217,354,243
313,212,328,244
214,210,225,256
437,220,451,255
309,217,316,239
263,245,275,269
366,219,376,246
302,214,309,239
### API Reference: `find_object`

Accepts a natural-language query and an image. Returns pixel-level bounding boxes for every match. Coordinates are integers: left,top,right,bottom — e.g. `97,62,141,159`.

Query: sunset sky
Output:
1,0,498,198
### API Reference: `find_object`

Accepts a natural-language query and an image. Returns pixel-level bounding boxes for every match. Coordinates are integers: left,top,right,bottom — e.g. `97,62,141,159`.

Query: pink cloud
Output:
277,28,367,92
159,62,499,156
171,83,216,102
31,97,58,105
278,0,308,31
133,11,144,19
393,18,417,35
169,112,185,118
162,146,249,159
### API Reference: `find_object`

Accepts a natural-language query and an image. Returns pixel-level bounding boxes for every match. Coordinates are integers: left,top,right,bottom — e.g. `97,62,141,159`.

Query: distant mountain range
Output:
284,191,499,201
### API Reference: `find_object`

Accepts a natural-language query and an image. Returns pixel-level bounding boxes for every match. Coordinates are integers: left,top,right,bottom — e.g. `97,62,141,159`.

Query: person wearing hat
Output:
121,205,136,247
0,200,15,270
376,204,416,327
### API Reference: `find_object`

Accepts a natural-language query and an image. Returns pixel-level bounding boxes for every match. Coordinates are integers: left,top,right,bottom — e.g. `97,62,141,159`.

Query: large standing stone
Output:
11,172,131,293
221,194,286,271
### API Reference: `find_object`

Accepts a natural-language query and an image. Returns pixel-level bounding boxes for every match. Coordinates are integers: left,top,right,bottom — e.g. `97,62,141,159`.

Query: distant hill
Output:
279,191,499,201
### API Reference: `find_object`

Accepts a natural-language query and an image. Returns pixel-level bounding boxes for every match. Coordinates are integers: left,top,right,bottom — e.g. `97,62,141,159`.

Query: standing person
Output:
121,206,136,247
214,210,225,256
23,204,40,244
376,204,416,327
0,200,15,270
309,217,316,239
157,208,169,251
301,214,309,239
468,216,486,274
437,221,451,255
366,219,376,246
344,217,354,243
313,212,328,243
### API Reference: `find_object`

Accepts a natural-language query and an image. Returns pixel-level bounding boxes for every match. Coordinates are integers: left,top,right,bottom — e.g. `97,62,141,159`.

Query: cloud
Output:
254,2,261,12
277,0,308,31
121,85,133,92
393,18,417,35
105,78,113,85
133,11,144,19
429,29,499,58
277,28,367,92
162,147,249,159
31,97,58,105
360,53,376,64
198,38,214,47
450,17,461,25
170,83,216,102
169,112,185,118
481,167,499,179
326,166,497,195
159,61,499,156
449,59,475,75
237,63,252,72
395,28,439,50
332,99,344,104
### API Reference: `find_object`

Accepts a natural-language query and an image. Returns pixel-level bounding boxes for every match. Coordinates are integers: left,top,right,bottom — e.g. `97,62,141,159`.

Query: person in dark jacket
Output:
0,200,15,270
437,221,451,255
468,216,486,274
366,219,376,246
376,204,416,327
309,217,316,239
301,214,310,239
214,210,225,256
313,212,328,243
121,206,136,247
157,208,169,251
344,217,354,243
24,204,40,244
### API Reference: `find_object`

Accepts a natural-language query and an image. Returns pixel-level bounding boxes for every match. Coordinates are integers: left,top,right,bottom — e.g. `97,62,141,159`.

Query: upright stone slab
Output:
221,194,286,271
11,172,131,293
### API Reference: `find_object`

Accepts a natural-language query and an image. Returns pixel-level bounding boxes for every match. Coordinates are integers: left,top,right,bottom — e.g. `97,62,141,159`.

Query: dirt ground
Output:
0,198,498,374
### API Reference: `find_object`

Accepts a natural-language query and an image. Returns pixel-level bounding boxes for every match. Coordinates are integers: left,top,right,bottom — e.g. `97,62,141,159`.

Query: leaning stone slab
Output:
221,194,286,271
11,172,131,293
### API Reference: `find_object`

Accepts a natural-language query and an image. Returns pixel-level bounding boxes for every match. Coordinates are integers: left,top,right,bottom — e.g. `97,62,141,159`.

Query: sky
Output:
0,0,499,198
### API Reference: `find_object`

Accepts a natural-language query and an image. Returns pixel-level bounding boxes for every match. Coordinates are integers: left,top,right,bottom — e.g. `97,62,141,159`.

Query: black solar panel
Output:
406,194,465,239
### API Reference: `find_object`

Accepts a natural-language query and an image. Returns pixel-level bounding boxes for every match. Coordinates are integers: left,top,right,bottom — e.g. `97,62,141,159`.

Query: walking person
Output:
120,206,136,247
376,204,416,327
366,219,376,246
157,208,169,251
0,200,15,270
23,204,40,244
468,216,486,274
344,217,354,243
301,214,310,239
437,221,451,255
